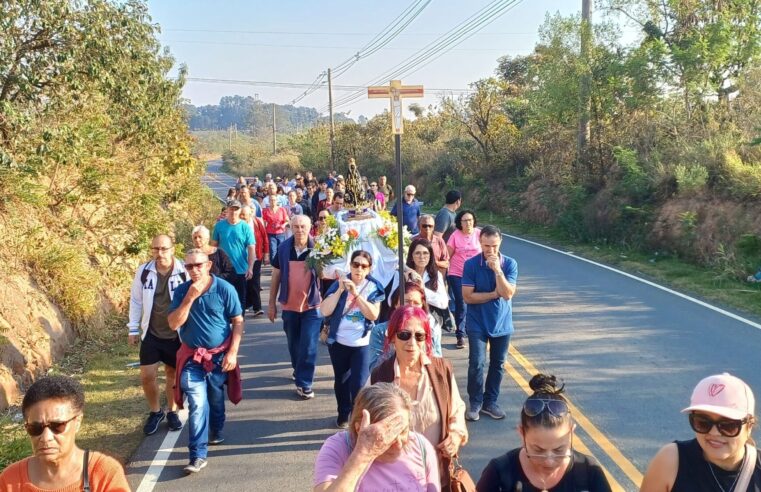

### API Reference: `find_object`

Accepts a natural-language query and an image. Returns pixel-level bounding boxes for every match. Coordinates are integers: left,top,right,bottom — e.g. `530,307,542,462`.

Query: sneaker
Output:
336,417,349,429
456,337,466,349
291,372,296,381
183,458,208,474
481,403,506,420
143,410,166,436
166,411,183,431
296,387,315,400
465,404,481,422
208,430,225,445
253,309,264,317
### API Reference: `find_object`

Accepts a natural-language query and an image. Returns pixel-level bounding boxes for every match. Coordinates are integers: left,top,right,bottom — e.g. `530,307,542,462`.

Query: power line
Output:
292,0,430,105
163,39,532,52
319,0,524,113
185,77,473,95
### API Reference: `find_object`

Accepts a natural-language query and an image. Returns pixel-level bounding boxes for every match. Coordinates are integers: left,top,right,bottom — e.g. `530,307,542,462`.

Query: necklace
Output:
707,455,744,492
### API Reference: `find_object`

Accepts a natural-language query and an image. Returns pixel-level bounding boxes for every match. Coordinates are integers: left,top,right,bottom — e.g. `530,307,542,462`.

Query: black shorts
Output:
139,331,181,367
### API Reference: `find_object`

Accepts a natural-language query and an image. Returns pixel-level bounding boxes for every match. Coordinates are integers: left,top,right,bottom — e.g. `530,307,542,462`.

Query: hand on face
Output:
354,409,408,460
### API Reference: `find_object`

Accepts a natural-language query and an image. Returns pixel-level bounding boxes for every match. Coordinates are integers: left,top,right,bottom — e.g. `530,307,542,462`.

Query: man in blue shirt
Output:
168,249,243,474
461,225,518,422
210,199,255,311
390,184,422,235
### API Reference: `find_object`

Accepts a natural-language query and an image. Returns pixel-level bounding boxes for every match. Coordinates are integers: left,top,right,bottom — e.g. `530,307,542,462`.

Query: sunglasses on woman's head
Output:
523,398,570,417
689,412,751,438
396,331,426,342
25,415,79,437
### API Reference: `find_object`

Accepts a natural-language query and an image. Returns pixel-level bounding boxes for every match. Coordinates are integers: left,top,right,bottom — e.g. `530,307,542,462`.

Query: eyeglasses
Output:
396,331,426,342
151,246,173,252
523,398,570,417
185,262,208,271
689,412,751,438
351,261,370,270
25,415,79,437
406,193,415,197
523,431,573,462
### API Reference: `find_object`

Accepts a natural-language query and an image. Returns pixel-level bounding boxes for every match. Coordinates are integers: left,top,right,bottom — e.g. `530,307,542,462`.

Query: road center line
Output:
134,409,188,492
502,233,761,331
508,345,644,487
504,360,626,492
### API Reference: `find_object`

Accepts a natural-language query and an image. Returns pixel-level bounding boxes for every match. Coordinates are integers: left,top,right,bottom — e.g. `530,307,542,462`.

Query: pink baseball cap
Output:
682,373,755,420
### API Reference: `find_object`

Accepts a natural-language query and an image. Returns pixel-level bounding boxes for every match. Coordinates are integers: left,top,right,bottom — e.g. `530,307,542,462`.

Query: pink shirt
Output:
446,228,481,277
313,431,440,491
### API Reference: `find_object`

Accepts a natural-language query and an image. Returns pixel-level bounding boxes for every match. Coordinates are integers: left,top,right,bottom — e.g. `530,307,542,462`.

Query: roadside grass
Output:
426,207,761,320
0,313,157,470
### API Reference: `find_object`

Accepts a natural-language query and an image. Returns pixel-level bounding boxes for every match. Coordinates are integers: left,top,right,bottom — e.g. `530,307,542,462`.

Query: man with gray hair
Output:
391,184,422,235
415,214,449,276
168,248,244,474
128,234,187,435
268,215,322,400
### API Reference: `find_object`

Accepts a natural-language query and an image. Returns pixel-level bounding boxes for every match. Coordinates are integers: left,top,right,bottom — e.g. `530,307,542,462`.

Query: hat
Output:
682,373,755,420
226,199,241,209
275,176,282,182
337,175,344,180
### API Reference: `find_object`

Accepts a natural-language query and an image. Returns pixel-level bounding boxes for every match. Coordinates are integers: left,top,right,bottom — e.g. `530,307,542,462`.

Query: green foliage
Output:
674,163,708,195
719,150,761,199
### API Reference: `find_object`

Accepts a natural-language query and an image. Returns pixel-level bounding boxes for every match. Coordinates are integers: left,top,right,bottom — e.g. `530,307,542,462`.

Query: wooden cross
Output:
368,80,424,134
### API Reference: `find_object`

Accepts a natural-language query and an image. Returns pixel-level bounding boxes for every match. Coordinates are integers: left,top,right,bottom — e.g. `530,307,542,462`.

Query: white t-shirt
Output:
335,280,379,347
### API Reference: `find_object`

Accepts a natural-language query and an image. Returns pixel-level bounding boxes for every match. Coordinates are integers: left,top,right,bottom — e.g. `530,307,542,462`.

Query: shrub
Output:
719,150,761,200
674,163,708,195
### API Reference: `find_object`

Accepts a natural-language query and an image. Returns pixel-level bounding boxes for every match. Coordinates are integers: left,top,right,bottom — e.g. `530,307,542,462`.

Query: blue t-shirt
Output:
170,276,242,349
462,253,518,337
212,220,255,275
391,199,422,235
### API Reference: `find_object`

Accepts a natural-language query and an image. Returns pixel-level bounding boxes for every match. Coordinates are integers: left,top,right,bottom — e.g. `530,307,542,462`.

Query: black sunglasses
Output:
689,412,751,438
523,398,570,417
396,331,426,342
351,261,370,270
25,415,79,437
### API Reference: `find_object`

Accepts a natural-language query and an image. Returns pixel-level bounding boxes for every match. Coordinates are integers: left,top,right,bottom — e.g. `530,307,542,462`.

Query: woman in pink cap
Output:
641,372,760,491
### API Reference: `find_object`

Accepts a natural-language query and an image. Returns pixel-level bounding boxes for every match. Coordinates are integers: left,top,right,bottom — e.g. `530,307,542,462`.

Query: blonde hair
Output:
348,383,411,443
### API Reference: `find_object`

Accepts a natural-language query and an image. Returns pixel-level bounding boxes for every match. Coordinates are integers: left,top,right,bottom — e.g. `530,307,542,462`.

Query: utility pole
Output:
228,124,232,151
577,0,592,156
272,103,277,154
328,68,336,169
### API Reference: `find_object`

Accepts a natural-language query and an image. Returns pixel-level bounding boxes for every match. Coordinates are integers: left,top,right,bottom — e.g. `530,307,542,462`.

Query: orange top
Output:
0,452,130,492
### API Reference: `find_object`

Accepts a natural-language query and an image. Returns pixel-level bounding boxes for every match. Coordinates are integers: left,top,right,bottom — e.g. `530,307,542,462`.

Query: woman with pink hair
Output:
371,306,468,491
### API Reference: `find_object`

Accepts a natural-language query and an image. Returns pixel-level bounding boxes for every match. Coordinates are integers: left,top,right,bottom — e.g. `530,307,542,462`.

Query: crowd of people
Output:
2,167,760,492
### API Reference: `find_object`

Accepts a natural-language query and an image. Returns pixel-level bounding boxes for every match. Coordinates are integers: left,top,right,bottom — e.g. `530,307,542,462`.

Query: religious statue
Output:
344,157,370,212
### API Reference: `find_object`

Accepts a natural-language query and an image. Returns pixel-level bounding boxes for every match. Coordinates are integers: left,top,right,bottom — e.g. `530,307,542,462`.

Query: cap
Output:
275,176,282,182
226,199,241,209
682,373,755,420
337,175,344,180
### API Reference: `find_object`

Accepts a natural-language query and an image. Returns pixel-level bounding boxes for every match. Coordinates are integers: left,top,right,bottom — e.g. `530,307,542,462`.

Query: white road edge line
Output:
134,408,188,492
503,233,761,331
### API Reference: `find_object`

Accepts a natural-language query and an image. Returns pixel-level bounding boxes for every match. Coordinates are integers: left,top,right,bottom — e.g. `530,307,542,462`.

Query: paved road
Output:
126,159,761,491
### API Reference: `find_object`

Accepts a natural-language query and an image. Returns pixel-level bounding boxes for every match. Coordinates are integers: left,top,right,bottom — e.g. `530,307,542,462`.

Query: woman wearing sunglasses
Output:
0,375,130,491
641,373,760,492
321,250,386,429
371,305,468,491
477,374,611,492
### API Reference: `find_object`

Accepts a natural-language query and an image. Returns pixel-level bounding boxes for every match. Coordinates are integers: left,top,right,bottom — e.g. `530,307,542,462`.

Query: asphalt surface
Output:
126,159,761,491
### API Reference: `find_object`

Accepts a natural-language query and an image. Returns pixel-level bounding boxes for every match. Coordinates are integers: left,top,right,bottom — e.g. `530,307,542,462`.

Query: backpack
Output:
492,450,591,491
140,265,187,288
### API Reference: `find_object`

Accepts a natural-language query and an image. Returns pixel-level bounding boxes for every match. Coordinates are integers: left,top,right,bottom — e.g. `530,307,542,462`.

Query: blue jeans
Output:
281,308,322,390
447,275,467,338
269,233,286,264
180,358,227,460
467,332,510,408
328,342,370,421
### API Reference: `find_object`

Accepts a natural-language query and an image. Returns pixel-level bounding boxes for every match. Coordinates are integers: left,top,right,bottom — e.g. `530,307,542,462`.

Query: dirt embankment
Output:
0,275,75,409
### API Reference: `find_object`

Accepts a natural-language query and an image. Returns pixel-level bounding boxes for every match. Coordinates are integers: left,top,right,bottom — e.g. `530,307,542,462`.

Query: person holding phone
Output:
320,250,385,429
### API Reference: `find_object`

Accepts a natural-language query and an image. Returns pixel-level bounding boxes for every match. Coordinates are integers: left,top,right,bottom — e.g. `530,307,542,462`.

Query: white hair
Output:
405,185,416,194
192,225,210,236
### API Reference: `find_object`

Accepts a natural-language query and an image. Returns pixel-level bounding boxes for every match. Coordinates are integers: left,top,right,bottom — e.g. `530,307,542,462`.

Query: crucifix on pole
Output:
368,79,424,305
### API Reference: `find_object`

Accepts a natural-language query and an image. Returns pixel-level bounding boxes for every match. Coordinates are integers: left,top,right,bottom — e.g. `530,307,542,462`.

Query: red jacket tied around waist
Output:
174,335,243,408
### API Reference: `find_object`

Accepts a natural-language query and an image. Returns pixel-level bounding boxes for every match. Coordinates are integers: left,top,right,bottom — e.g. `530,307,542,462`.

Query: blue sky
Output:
147,0,623,119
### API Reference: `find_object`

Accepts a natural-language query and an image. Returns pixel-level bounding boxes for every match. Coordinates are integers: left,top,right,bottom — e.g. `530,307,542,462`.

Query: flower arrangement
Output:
307,214,360,274
374,210,412,253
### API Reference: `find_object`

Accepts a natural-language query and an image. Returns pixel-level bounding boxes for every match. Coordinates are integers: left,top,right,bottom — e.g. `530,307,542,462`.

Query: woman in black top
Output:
641,372,761,492
477,374,611,492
